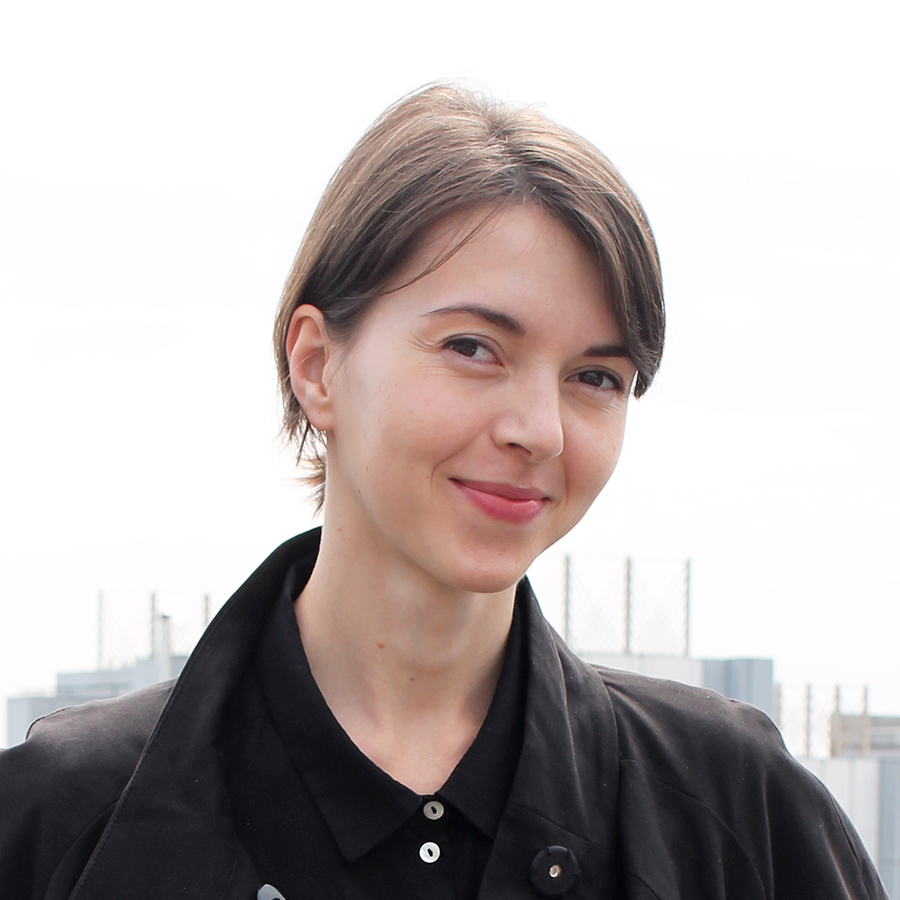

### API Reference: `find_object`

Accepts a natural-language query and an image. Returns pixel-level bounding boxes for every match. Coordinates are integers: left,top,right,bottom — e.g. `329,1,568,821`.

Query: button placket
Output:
416,797,447,866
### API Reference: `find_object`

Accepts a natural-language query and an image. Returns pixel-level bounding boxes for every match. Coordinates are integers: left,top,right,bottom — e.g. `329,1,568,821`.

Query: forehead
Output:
386,202,611,306
370,204,624,347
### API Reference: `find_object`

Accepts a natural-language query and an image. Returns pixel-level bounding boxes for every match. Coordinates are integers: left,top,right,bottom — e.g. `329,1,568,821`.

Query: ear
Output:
286,305,337,433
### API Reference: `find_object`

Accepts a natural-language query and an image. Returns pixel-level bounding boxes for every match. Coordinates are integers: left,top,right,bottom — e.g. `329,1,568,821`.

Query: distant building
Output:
584,651,774,717
5,572,899,893
6,613,188,748
832,713,900,757
811,710,900,895
800,751,900,896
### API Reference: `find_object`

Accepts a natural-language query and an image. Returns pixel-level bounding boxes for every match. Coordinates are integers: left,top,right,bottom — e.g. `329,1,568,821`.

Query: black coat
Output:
0,530,887,899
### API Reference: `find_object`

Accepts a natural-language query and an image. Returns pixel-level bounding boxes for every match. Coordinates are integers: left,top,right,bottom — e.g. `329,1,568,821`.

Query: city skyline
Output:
1,0,898,741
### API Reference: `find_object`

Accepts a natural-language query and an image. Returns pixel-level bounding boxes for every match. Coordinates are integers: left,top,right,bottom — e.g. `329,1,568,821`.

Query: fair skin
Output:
286,204,636,794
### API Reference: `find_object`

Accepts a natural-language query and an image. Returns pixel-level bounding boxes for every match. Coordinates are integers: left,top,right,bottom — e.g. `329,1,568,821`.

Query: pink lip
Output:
452,479,549,524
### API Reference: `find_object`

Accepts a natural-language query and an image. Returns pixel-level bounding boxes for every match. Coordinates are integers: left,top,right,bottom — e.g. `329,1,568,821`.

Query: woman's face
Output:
315,204,636,595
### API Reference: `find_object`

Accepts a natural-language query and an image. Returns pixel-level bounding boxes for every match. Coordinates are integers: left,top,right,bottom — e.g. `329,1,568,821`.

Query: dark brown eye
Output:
577,370,621,390
444,337,496,363
446,338,480,357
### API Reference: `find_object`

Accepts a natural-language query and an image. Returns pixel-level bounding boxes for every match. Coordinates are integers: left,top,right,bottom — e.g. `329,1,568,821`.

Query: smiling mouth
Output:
451,479,549,524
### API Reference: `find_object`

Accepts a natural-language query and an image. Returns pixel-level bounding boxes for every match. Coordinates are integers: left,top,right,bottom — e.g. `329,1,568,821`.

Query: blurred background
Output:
1,0,898,748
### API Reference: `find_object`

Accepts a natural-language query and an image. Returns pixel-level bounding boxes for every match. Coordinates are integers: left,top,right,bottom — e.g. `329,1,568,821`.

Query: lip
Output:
451,479,550,524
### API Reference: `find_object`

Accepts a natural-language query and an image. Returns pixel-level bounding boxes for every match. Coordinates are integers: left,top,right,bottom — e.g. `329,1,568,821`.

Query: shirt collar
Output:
254,557,527,862
437,593,526,838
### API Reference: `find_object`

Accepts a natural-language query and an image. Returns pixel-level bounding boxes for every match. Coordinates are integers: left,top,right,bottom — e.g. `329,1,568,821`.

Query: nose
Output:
491,372,564,462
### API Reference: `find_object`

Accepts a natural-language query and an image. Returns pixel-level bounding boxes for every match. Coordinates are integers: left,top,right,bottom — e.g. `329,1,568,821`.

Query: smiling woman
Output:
0,84,886,900
287,205,635,604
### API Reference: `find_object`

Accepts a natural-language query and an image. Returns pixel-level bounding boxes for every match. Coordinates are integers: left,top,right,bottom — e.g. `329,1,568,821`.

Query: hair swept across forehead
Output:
274,82,665,507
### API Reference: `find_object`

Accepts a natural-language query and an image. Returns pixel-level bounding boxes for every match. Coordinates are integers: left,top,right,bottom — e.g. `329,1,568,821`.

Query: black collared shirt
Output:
221,555,527,899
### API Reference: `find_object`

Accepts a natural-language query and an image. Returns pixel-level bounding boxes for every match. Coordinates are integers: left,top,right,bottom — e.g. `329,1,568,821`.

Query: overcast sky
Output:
1,0,898,740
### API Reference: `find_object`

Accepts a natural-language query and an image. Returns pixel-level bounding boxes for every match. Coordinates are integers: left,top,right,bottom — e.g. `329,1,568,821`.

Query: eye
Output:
572,369,623,392
443,337,497,363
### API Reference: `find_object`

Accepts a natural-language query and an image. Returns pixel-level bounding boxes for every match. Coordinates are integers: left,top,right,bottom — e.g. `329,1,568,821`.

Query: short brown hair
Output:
274,83,665,500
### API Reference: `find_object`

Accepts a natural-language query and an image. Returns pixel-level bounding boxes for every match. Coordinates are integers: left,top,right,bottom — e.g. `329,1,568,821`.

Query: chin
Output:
435,549,537,596
456,572,524,596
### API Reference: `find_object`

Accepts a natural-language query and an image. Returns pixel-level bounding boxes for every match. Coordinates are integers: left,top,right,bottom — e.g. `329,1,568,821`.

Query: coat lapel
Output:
67,530,618,900
69,531,322,900
478,583,621,899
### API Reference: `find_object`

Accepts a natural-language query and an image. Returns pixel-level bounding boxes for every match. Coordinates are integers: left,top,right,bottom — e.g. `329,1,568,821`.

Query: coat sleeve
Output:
0,684,170,899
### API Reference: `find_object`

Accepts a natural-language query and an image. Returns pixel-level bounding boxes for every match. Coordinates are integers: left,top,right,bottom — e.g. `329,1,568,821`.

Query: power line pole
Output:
150,591,157,655
97,590,104,669
804,684,812,757
624,556,632,655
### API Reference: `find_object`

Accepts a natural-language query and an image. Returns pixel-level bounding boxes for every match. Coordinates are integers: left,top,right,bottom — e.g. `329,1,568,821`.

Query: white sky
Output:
1,0,898,741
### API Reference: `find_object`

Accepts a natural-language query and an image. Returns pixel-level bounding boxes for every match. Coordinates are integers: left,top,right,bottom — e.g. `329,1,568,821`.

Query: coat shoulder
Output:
579,664,886,898
13,678,173,782
0,681,173,899
593,664,785,768
586,662,802,805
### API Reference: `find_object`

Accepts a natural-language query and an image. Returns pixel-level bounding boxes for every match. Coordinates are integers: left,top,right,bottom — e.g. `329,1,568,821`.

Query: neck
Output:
294,513,517,793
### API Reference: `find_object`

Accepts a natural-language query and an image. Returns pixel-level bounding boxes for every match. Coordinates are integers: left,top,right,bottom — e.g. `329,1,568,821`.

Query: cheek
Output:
567,417,626,501
392,376,477,444
347,377,468,489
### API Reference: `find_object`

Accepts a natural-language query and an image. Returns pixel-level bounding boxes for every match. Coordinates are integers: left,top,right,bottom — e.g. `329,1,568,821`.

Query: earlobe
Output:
286,305,336,432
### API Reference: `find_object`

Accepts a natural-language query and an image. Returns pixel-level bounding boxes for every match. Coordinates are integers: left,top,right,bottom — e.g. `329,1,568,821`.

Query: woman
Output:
0,85,885,899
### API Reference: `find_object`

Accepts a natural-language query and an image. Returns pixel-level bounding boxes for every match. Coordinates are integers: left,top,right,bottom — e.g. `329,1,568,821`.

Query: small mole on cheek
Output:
376,642,385,649
410,677,415,682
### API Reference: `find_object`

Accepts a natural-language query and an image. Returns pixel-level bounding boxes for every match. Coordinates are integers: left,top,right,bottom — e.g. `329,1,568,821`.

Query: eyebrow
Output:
584,344,631,359
422,304,524,335
422,303,632,359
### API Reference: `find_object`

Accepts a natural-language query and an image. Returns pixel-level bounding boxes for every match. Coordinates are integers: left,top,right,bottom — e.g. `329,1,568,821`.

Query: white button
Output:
423,799,445,820
419,841,441,863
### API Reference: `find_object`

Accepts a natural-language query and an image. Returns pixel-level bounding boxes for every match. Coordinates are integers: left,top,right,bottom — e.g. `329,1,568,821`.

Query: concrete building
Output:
804,712,900,896
582,650,774,717
6,613,188,748
5,602,899,892
832,713,900,758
